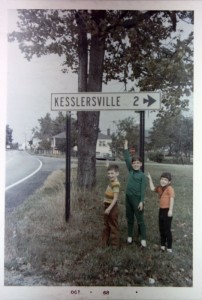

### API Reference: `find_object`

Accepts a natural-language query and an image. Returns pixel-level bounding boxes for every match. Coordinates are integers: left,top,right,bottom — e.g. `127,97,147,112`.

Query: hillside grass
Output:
4,163,193,286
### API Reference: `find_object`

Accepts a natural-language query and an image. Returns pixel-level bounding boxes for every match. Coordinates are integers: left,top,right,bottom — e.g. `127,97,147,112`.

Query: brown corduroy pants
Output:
102,202,120,248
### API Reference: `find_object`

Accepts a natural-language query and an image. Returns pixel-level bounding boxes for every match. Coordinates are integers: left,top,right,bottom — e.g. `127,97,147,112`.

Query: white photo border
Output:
0,1,201,299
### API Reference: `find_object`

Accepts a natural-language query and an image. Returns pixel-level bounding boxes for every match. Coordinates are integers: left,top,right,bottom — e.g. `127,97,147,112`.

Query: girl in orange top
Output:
147,172,175,253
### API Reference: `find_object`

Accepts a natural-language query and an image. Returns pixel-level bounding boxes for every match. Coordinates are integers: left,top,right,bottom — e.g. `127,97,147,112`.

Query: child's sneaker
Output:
167,248,172,253
160,246,166,251
127,237,132,244
141,240,147,247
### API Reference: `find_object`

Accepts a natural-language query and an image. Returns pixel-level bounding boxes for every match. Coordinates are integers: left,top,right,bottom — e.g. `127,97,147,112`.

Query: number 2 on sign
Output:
133,96,139,106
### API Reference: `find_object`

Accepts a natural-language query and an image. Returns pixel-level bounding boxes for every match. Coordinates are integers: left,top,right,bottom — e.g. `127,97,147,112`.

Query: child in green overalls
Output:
124,139,147,248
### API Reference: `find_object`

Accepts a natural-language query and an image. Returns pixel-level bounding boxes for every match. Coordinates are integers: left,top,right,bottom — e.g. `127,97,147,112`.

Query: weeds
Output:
5,163,193,286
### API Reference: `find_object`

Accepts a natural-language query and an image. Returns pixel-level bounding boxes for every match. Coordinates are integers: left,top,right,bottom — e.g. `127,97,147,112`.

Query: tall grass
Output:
4,163,193,286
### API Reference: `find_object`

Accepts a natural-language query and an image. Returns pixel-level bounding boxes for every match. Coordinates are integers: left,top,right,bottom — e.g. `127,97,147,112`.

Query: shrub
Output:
148,151,164,163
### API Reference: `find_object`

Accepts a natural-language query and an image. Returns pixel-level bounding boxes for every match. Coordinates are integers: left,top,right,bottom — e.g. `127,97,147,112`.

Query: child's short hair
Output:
131,156,142,163
160,172,172,181
107,164,119,172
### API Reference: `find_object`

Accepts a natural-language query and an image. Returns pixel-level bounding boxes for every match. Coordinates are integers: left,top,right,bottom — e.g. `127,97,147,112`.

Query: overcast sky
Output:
7,9,193,144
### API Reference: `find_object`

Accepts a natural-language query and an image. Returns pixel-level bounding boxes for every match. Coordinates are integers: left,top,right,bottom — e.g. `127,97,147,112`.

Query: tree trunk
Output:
77,111,100,188
77,11,106,189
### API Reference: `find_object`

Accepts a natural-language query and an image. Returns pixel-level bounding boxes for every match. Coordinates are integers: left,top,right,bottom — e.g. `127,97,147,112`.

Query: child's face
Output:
131,160,142,170
107,170,119,181
160,177,171,187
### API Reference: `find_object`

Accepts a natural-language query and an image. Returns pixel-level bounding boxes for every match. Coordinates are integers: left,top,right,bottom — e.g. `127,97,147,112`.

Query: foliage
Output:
6,124,13,147
8,10,193,103
148,114,193,162
137,33,193,116
147,151,164,163
32,112,77,151
8,9,193,187
103,12,193,115
111,117,139,157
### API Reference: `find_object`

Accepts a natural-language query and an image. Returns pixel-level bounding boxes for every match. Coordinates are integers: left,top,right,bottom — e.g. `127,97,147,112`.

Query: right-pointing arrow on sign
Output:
143,95,156,107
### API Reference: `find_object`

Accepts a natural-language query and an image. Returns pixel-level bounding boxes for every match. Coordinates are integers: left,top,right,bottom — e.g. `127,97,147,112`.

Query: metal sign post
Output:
65,111,71,221
139,111,145,172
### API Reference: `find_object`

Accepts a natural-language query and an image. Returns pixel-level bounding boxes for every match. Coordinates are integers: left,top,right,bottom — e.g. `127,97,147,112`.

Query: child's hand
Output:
168,210,173,217
138,202,143,211
124,139,128,149
104,207,111,215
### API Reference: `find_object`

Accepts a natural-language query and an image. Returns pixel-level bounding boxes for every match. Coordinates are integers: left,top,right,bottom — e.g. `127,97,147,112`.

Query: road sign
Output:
51,92,161,111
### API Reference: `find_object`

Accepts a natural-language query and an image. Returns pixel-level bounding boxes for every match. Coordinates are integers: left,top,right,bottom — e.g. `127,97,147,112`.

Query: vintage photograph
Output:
0,1,201,300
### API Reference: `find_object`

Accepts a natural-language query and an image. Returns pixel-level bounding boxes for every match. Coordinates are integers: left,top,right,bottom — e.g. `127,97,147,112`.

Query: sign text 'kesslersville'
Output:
51,93,161,111
53,95,121,109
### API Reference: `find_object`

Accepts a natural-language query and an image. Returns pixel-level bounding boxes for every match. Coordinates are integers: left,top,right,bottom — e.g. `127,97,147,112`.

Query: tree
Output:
33,113,53,150
137,34,193,116
148,113,193,162
111,117,139,157
28,140,33,149
180,116,193,161
52,112,66,134
6,124,13,148
32,112,77,151
8,10,193,187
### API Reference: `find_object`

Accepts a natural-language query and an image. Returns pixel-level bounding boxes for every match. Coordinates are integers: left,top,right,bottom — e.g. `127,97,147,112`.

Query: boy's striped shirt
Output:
104,180,120,204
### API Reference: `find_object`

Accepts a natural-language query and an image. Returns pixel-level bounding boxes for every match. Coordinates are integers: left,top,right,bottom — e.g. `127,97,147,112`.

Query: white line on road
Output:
5,158,43,191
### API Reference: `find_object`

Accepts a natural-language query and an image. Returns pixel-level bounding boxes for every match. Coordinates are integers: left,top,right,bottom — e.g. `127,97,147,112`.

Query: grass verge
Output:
5,164,193,286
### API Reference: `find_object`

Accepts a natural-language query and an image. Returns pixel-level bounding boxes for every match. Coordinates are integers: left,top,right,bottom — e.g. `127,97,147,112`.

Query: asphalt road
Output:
5,151,66,213
5,151,115,214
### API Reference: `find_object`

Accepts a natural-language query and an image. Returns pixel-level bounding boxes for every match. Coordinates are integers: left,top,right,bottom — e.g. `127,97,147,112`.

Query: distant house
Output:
51,130,113,158
96,132,113,159
51,131,66,149
31,137,41,150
